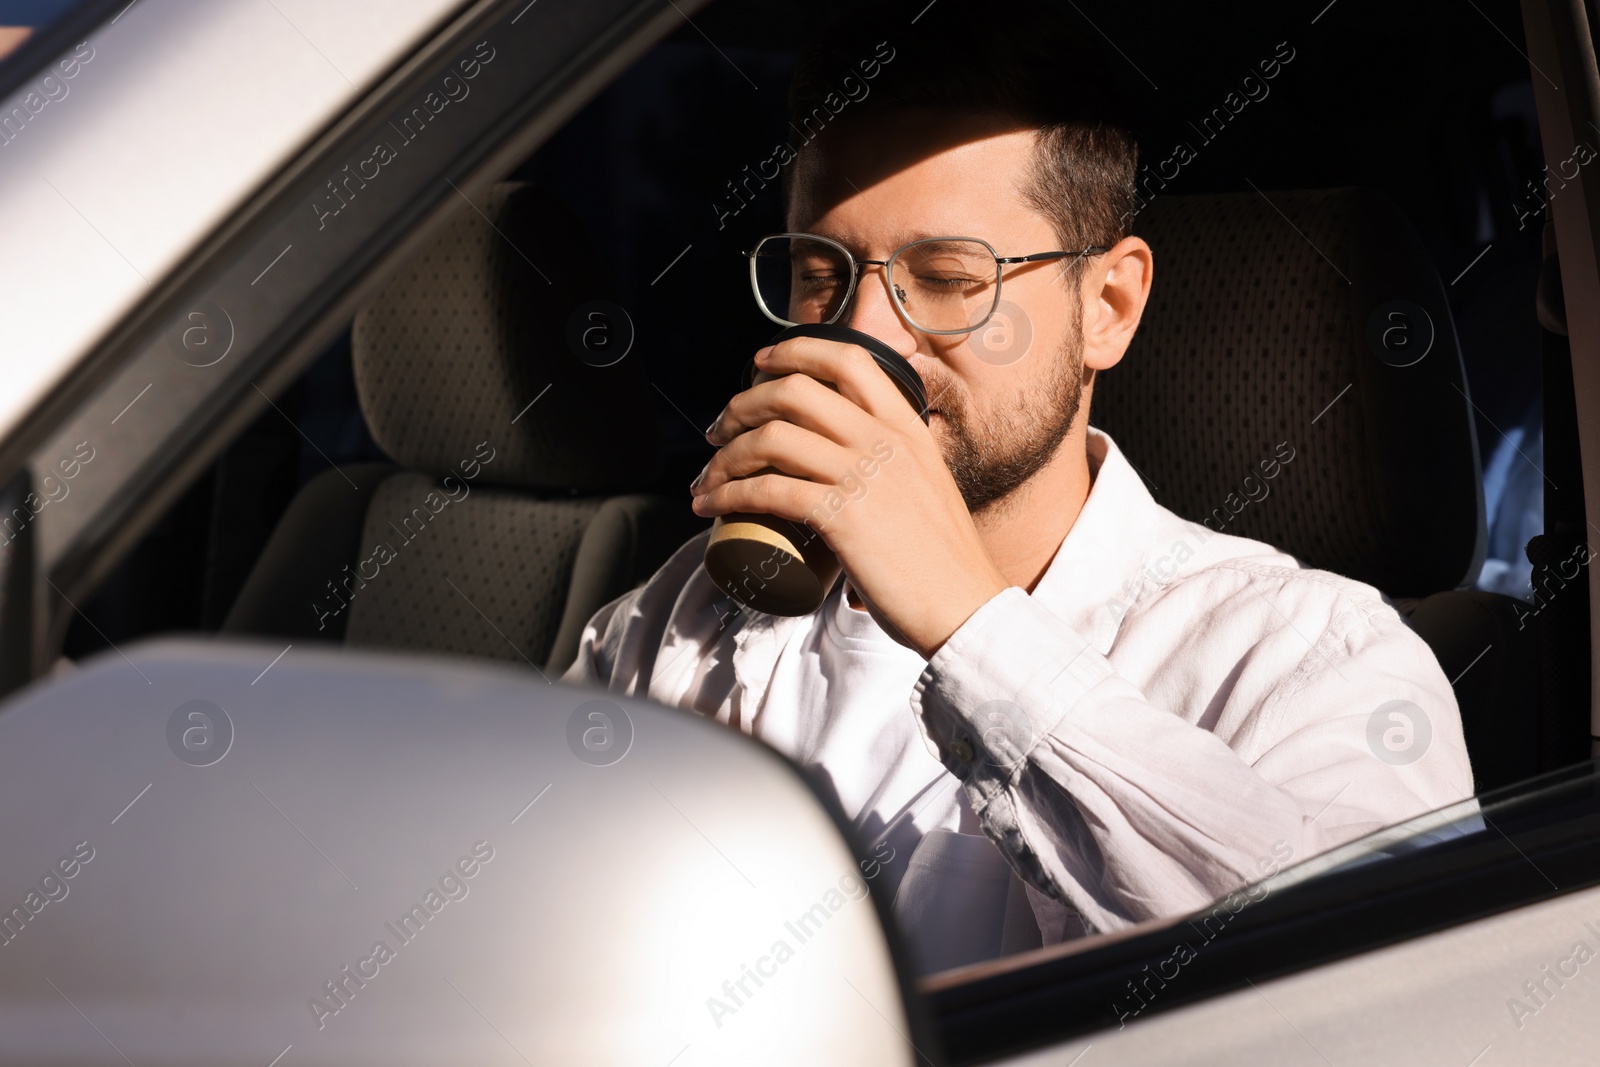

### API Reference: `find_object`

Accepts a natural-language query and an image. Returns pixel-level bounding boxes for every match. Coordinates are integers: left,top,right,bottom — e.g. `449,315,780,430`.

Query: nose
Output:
841,263,919,358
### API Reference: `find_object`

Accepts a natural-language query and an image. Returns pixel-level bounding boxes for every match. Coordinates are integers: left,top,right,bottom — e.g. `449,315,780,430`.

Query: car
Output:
0,0,1596,1063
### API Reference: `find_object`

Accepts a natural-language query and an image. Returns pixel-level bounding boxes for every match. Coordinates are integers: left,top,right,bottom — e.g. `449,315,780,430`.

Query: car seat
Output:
1092,186,1549,791
222,182,705,675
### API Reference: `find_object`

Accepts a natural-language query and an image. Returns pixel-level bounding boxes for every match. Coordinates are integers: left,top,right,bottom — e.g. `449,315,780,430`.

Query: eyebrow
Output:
808,232,987,257
898,238,988,255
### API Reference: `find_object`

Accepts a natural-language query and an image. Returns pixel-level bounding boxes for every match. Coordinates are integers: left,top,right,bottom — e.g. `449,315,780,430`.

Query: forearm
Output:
912,587,1468,933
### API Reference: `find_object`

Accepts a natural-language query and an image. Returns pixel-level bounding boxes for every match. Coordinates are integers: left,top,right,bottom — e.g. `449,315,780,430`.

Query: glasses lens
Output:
752,236,853,326
889,239,1000,333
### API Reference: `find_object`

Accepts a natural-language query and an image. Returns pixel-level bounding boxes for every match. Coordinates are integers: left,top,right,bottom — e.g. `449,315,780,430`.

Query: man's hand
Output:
691,335,1009,658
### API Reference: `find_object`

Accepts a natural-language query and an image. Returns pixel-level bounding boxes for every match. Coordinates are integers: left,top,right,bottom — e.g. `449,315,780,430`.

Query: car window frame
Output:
0,0,483,473
930,760,1600,1064
7,0,706,678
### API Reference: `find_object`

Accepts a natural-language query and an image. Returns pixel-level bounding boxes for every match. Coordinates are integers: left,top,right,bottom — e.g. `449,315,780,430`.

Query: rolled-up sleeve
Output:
910,574,1473,936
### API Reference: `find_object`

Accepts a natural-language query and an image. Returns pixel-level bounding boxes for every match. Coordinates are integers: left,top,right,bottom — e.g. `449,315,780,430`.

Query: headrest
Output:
352,182,660,491
1093,187,1485,597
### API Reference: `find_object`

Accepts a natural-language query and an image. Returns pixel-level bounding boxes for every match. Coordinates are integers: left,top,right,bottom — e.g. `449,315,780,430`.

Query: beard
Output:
922,315,1087,516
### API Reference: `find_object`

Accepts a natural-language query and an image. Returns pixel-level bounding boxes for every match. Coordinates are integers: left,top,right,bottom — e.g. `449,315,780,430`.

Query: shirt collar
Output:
1028,427,1198,653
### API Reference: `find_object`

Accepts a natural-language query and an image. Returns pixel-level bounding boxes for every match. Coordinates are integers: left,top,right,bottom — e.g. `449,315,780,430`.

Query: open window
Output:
3,0,1600,1062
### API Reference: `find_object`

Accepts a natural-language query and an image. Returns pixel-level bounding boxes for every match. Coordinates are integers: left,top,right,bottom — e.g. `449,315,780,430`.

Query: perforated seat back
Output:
352,183,659,493
1093,187,1485,597
225,184,705,672
1090,187,1556,791
342,475,604,665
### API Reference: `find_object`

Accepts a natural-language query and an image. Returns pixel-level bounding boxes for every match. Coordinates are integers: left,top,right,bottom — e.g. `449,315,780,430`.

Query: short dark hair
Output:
786,0,1140,258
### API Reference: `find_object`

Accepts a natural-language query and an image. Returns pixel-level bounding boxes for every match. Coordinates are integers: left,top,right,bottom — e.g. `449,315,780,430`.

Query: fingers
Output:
704,369,874,447
704,336,923,445
759,335,923,423
691,470,817,524
691,420,855,499
691,461,882,530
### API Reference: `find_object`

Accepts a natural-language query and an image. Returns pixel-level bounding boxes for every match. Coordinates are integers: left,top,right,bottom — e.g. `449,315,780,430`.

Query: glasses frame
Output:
745,232,1110,336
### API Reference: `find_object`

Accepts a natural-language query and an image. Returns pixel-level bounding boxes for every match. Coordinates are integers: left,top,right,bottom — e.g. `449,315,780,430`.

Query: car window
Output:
7,0,1596,1062
5,0,694,667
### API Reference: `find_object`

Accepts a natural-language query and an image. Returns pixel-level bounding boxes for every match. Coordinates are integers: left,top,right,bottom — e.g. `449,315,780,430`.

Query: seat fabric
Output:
1094,187,1540,787
224,182,706,673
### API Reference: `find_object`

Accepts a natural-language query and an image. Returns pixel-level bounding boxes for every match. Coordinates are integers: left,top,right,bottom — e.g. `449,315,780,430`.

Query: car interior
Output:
38,0,1584,907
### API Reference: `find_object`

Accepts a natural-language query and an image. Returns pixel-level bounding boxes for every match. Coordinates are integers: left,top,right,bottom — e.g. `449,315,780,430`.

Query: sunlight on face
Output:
787,110,1091,514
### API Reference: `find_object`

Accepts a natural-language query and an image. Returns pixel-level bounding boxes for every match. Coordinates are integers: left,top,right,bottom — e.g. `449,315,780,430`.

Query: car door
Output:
0,0,696,685
5,0,1600,1064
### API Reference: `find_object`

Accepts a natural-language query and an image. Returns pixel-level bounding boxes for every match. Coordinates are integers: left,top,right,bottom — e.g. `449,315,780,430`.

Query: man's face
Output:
787,109,1090,515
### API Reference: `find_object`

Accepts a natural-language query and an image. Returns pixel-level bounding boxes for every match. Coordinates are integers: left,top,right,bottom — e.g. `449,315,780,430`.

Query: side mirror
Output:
0,638,932,1065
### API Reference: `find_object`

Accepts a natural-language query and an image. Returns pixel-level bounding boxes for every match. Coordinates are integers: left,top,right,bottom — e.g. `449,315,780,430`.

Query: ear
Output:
1080,235,1153,373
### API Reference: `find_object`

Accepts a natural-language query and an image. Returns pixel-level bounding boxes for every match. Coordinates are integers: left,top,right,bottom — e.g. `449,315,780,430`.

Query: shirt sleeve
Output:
909,578,1474,937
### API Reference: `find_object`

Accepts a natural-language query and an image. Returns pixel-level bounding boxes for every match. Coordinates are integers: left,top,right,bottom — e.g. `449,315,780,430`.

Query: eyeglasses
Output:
745,233,1109,336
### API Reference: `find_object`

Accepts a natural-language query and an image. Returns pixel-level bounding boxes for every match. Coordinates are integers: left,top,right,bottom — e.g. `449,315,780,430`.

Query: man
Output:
564,1,1473,974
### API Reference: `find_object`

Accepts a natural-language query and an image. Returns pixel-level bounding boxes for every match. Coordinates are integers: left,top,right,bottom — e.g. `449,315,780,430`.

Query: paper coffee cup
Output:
704,324,928,617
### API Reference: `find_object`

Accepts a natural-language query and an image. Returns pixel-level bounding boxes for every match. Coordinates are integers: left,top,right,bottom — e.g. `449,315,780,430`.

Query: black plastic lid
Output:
752,322,930,424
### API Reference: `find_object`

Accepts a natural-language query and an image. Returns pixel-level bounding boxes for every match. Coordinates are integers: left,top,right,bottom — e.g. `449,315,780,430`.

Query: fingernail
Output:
754,345,775,362
689,465,707,492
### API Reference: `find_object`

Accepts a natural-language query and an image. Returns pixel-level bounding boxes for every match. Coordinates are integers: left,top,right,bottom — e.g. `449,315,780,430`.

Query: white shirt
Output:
562,428,1474,959
754,573,1042,973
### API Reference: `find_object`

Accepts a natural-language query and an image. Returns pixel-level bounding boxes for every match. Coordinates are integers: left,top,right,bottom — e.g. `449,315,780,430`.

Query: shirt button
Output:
948,737,974,762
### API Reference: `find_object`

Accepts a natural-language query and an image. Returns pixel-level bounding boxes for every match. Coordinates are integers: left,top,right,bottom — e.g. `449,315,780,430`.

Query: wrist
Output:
916,569,1010,659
